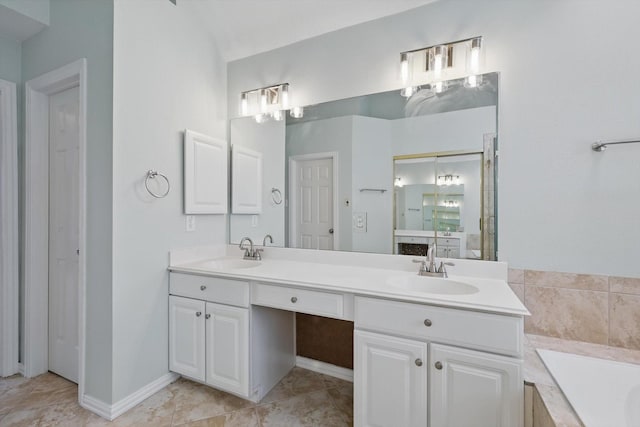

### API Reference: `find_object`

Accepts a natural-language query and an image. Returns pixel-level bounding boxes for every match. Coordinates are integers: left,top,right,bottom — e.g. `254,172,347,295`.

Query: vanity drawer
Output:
170,272,249,308
396,236,433,245
251,283,345,319
437,238,459,247
354,296,523,357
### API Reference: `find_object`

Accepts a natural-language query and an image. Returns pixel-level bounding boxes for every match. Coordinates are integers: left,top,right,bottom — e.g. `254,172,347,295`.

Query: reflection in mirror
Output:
229,73,498,260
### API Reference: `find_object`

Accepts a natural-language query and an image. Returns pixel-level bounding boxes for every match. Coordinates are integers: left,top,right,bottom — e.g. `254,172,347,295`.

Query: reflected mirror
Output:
230,72,498,260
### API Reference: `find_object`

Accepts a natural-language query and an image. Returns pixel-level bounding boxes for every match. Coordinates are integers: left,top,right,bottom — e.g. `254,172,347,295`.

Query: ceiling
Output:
191,0,437,62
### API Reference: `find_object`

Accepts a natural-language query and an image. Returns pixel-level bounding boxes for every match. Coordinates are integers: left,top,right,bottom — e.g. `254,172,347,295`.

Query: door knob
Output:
205,314,211,319
200,285,207,291
435,361,443,370
424,319,432,327
415,358,423,367
329,228,334,234
195,311,202,317
291,297,298,303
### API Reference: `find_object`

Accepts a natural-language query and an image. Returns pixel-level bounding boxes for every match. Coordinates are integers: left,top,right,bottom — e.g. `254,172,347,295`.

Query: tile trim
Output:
81,372,179,421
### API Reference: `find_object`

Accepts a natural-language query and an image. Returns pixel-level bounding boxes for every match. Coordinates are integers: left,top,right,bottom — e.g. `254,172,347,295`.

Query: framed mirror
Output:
229,72,498,260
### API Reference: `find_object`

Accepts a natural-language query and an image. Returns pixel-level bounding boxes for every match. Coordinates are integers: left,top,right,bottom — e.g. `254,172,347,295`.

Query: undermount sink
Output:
387,275,478,295
193,258,261,270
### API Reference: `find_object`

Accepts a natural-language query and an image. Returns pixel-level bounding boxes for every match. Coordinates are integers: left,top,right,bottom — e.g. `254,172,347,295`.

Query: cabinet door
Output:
184,129,228,214
354,330,427,427
205,302,249,397
169,296,205,381
430,343,523,427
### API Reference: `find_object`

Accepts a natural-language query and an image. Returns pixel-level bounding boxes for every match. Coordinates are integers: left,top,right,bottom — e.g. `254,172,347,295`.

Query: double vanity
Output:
168,245,528,427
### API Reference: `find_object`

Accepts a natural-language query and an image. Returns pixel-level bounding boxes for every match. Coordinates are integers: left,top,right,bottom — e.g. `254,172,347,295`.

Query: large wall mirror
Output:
230,72,498,260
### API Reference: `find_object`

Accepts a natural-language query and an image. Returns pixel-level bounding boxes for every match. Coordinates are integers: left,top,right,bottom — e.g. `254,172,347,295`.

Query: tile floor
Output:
0,367,353,426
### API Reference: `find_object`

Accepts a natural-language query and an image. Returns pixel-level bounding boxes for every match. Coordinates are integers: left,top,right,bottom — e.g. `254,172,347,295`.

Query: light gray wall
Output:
228,0,640,277
0,0,49,25
287,116,353,250
112,0,227,402
21,0,114,402
229,117,285,246
0,35,20,82
351,116,393,253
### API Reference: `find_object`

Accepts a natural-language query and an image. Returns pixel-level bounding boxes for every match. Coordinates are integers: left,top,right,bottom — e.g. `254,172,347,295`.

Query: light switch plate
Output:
353,212,367,232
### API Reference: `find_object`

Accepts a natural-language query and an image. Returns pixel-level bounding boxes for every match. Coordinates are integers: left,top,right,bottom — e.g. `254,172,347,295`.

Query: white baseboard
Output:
81,372,179,420
296,356,353,383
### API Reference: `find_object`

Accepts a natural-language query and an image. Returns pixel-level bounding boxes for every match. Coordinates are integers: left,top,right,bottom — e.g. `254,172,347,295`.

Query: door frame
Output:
24,59,87,400
0,78,19,377
288,152,339,249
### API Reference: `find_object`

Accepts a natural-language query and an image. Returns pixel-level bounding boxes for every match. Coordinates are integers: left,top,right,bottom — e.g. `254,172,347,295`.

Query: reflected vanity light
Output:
399,36,483,97
394,177,403,187
239,83,294,123
437,174,461,186
290,106,304,119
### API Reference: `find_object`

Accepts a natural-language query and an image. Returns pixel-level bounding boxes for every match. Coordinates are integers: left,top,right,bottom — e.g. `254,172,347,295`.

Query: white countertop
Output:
169,246,529,317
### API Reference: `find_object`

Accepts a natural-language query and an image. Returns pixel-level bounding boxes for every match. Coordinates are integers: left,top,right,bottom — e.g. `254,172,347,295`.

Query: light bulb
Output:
400,86,417,98
400,52,410,84
433,81,447,94
272,110,284,121
260,89,267,113
432,45,446,78
240,93,248,116
290,106,304,119
254,113,269,124
281,84,289,109
469,37,482,73
454,176,461,185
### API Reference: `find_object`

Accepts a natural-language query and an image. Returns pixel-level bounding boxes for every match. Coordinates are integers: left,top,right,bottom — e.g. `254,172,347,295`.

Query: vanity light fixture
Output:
437,174,461,186
399,36,483,98
239,83,296,123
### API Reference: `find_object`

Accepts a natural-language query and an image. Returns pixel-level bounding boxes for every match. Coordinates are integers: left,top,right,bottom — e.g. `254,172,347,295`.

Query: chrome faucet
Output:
263,234,273,246
239,237,261,260
412,244,453,277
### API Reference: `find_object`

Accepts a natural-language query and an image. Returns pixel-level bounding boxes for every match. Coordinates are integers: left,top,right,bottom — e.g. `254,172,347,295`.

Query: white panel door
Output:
48,86,80,383
205,302,249,397
296,158,333,250
354,330,427,427
169,296,205,382
184,130,228,214
231,145,263,214
430,343,523,427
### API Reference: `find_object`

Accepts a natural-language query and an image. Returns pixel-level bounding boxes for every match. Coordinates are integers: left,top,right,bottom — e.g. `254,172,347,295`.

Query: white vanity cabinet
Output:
354,296,523,427
169,273,250,397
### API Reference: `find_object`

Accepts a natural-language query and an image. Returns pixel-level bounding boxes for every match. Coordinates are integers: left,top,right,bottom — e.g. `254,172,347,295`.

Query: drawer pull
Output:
205,314,211,319
435,361,443,370
200,285,207,291
424,319,432,327
415,358,423,367
195,311,202,317
291,297,298,303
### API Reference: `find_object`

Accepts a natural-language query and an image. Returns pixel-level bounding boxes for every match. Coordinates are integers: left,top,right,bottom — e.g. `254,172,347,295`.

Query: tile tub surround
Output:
524,334,640,427
508,269,640,350
0,368,353,426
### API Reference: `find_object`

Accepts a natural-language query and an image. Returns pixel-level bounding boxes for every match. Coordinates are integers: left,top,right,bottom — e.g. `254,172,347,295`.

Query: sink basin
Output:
387,275,478,295
193,258,261,270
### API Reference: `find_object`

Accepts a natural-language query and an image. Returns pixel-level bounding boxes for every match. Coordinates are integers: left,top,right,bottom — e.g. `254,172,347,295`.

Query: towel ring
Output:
145,170,170,198
271,188,283,205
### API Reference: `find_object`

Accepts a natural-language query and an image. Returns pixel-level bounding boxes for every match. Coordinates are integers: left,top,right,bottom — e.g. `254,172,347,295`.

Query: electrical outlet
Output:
186,215,195,232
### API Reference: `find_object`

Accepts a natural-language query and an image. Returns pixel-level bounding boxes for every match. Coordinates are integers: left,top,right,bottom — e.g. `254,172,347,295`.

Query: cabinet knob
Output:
195,311,202,317
200,285,207,291
205,314,211,319
415,358,423,367
435,361,443,370
291,297,298,303
424,319,432,327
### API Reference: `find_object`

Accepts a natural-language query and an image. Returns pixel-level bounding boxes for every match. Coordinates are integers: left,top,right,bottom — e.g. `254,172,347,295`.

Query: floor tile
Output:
174,407,260,427
170,378,254,425
256,389,350,427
